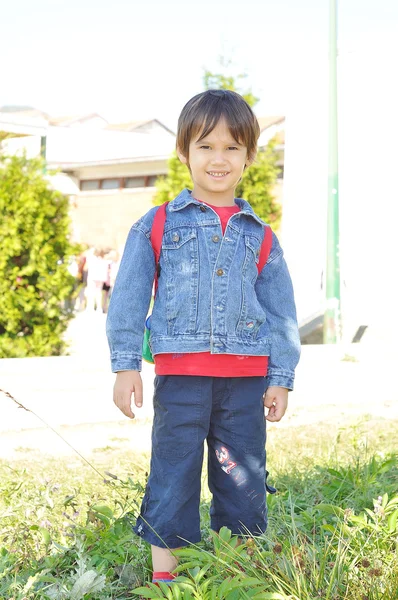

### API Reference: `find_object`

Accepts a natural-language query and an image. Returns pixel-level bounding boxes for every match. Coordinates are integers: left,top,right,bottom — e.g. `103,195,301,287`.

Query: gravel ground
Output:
1,311,397,459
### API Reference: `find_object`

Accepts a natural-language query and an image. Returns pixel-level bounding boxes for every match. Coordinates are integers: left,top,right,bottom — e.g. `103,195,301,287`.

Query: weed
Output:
0,419,397,599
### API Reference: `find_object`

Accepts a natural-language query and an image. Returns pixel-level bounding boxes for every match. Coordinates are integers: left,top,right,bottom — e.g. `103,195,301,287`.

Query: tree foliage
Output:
153,60,282,227
236,140,282,227
0,154,77,357
203,57,259,108
152,150,192,206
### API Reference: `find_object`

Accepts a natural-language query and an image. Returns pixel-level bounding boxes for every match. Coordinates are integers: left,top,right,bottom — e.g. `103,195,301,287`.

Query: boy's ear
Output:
245,152,256,168
176,146,188,164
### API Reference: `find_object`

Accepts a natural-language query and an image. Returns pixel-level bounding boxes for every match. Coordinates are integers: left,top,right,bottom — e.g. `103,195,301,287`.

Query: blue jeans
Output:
134,375,276,548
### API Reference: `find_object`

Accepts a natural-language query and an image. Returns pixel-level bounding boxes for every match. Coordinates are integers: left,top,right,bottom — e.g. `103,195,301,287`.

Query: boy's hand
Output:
113,370,143,419
263,386,288,422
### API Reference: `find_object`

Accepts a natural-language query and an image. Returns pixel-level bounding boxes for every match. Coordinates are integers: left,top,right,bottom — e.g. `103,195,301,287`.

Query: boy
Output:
106,89,301,585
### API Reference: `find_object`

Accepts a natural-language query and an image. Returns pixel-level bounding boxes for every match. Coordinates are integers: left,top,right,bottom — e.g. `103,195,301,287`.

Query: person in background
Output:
102,248,112,313
86,248,108,312
65,255,79,311
107,250,120,306
75,250,88,311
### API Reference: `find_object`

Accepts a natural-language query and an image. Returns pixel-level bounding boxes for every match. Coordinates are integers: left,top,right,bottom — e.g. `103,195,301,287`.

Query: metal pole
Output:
323,0,341,343
40,135,47,173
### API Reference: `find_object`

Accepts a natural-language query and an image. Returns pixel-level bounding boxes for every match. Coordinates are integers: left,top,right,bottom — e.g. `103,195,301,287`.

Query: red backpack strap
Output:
151,202,168,293
257,225,273,274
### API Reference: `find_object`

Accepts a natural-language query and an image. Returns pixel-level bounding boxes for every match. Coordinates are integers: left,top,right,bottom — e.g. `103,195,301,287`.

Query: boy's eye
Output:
198,145,239,150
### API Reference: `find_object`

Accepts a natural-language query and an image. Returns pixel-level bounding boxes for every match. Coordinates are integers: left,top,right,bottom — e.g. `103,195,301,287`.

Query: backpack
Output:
142,202,273,364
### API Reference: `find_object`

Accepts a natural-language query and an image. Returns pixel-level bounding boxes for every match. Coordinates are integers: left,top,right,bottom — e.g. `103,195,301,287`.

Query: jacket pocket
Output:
162,227,198,252
243,235,261,284
235,235,266,338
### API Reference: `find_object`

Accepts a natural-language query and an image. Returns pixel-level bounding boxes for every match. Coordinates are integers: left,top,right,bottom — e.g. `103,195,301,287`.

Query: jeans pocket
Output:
153,375,170,394
229,378,267,454
152,376,201,461
242,420,266,453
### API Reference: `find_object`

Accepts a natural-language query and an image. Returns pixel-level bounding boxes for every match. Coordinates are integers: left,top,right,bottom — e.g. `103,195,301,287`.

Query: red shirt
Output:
155,200,269,377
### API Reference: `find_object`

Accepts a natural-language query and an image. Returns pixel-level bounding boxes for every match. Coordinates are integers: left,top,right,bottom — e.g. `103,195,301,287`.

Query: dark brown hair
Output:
177,90,260,164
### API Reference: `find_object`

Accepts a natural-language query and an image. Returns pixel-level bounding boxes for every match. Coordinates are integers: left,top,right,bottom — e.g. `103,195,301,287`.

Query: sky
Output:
1,0,398,130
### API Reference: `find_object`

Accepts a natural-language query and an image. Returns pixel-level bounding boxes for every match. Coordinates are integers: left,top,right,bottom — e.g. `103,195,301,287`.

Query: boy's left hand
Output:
263,386,288,422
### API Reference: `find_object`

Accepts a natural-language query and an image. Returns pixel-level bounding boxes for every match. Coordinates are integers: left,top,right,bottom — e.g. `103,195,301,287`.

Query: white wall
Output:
281,58,328,326
282,48,398,344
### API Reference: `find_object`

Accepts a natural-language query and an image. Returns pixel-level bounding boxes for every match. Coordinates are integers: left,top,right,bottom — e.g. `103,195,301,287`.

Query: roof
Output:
1,107,174,136
106,118,175,136
2,105,282,134
53,156,172,170
44,126,176,164
0,106,49,120
1,104,284,165
0,109,48,136
49,113,108,127
257,116,285,131
106,119,153,131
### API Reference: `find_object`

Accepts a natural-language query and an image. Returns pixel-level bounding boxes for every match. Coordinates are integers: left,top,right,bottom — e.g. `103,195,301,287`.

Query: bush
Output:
0,154,76,357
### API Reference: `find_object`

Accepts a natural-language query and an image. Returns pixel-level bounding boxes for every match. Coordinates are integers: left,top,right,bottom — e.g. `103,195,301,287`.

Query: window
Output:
101,179,121,190
125,176,146,188
79,174,162,191
80,180,100,191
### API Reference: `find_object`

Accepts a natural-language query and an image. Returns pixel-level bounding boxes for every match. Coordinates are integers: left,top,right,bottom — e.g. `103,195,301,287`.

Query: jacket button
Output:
216,268,224,276
172,233,180,242
200,205,207,212
212,235,220,243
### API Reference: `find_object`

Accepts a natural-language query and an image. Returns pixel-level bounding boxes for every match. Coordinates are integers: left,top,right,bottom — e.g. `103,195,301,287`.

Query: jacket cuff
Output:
111,354,142,373
266,369,295,391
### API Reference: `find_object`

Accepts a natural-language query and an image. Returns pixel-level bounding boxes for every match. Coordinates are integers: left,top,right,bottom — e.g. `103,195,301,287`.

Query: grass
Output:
0,417,397,599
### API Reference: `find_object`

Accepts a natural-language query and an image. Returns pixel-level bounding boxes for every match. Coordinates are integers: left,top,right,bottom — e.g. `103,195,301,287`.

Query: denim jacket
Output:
106,188,301,389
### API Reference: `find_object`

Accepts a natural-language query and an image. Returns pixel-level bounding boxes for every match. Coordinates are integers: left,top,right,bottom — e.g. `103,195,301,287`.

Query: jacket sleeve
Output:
255,230,301,390
106,221,155,372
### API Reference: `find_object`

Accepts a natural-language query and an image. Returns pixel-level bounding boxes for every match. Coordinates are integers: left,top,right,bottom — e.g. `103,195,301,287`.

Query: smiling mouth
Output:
207,171,230,178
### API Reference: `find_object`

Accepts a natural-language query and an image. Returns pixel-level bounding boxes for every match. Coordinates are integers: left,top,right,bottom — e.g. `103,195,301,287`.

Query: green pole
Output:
324,0,341,343
40,135,47,173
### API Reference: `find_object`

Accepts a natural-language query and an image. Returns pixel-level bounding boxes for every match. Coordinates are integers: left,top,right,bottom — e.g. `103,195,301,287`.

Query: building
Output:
0,107,285,252
0,108,177,249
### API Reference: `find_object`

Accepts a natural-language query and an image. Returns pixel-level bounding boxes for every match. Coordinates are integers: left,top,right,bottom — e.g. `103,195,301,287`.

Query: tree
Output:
203,57,260,108
236,139,282,227
152,150,192,205
153,59,282,228
0,154,77,357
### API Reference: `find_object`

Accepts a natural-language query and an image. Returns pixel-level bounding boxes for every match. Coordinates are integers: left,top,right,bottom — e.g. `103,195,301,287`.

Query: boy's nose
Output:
211,153,227,164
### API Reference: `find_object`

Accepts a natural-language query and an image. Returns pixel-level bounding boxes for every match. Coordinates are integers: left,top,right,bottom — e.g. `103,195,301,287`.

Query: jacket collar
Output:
168,188,265,226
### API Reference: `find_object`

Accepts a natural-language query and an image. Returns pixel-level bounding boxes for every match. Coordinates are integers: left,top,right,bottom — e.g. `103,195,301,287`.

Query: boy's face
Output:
177,117,253,204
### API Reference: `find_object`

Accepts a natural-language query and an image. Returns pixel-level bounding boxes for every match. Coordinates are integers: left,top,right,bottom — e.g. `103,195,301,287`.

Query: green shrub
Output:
0,154,76,357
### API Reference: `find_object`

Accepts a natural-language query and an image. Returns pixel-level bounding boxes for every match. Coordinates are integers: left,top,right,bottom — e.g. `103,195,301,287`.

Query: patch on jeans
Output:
215,445,248,487
215,446,237,475
215,445,266,512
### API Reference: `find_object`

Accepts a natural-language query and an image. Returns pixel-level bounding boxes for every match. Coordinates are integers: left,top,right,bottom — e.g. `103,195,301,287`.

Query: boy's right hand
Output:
113,370,143,419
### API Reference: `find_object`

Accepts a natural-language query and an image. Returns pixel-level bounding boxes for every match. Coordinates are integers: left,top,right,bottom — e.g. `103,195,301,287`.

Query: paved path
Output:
1,311,397,458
